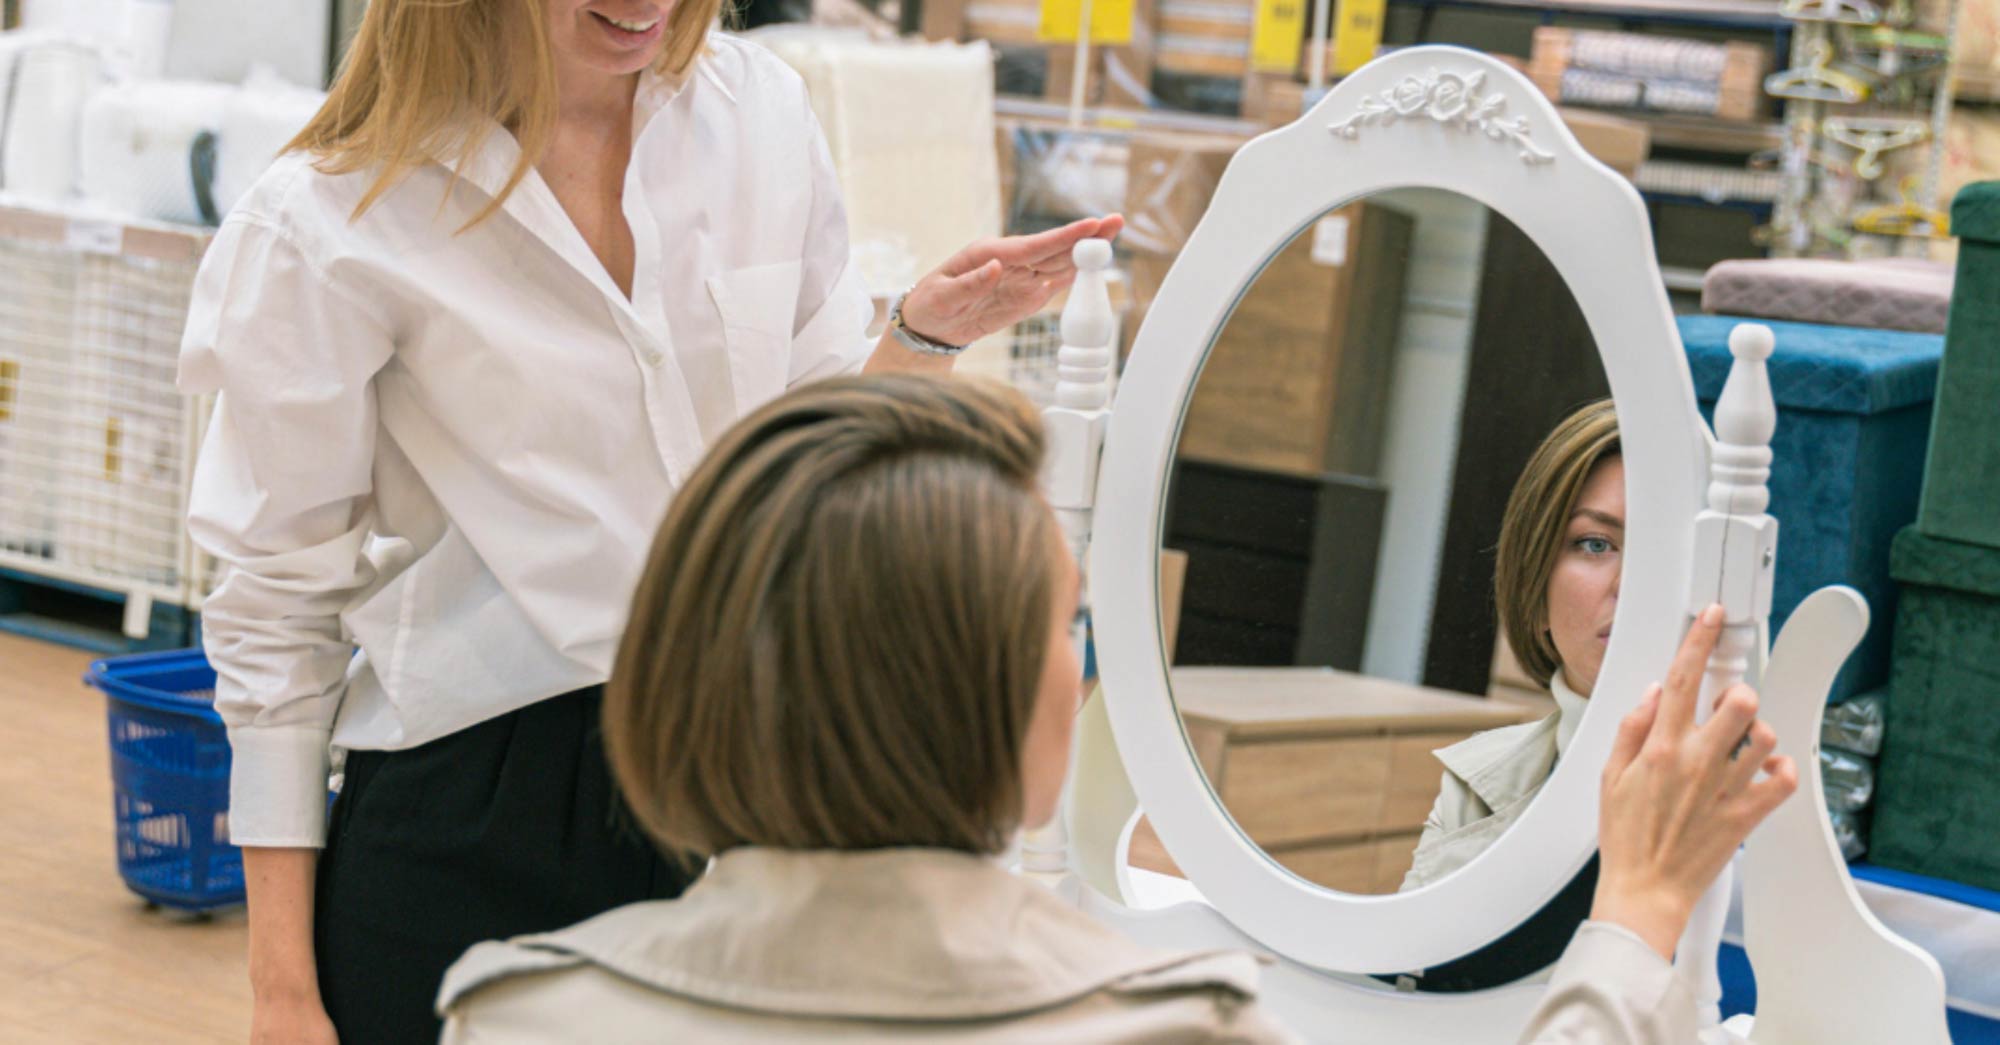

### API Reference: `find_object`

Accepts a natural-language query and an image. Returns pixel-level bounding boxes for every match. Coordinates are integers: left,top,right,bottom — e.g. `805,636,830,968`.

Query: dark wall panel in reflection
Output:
1421,211,1612,696
1166,458,1387,670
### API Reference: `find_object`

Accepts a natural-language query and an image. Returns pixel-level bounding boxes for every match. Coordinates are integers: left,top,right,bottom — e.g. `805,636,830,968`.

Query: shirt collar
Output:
438,48,733,201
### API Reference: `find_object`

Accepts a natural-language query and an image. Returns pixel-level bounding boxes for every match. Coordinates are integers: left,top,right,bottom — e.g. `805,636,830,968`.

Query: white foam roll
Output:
78,78,233,225
212,66,325,217
0,33,49,157
2,41,104,202
120,0,178,79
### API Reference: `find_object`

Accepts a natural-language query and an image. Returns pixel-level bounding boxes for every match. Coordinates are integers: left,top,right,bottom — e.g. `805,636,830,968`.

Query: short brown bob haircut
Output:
1493,398,1621,690
605,375,1063,862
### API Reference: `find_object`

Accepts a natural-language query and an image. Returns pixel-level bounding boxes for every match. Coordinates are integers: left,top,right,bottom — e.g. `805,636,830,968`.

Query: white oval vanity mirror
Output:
1137,187,1620,987
1088,45,1713,989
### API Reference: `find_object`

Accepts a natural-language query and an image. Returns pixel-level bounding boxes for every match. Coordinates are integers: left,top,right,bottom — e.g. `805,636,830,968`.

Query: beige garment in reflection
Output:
436,846,1692,1043
1401,672,1590,893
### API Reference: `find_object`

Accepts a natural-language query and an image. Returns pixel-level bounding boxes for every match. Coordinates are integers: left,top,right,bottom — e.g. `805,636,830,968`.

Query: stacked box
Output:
1915,182,2000,549
1870,180,2000,892
1870,529,2000,892
1677,315,1944,701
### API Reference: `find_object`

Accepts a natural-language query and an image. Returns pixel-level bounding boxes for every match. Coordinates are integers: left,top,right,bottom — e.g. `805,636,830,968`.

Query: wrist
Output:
252,974,321,1006
1590,881,1692,961
890,289,965,356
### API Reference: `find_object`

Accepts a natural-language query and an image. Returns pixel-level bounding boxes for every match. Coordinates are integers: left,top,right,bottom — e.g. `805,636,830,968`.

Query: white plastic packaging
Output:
211,66,325,217
2,40,105,202
78,78,233,225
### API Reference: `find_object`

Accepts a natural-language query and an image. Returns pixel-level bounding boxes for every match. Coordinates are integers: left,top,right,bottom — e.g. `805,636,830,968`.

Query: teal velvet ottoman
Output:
1679,315,1945,701
1870,528,2000,893
1917,181,2000,549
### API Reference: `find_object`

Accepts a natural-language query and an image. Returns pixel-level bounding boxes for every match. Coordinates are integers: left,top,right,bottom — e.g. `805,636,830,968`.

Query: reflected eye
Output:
1575,536,1616,556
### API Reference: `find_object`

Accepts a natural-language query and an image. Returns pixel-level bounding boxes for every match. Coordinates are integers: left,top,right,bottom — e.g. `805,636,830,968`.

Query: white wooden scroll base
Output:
1737,586,1951,1044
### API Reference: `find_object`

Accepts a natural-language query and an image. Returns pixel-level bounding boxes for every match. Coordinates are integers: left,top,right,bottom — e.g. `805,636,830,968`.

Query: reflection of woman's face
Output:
1547,456,1623,696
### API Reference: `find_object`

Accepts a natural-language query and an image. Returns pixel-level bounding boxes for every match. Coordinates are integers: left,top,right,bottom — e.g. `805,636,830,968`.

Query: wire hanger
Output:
1853,175,1950,237
1765,40,1873,104
1822,116,1929,180
1781,0,1887,25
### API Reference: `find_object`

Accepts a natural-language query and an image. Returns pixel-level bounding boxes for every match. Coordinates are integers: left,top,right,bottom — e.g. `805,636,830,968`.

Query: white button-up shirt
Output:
179,35,873,848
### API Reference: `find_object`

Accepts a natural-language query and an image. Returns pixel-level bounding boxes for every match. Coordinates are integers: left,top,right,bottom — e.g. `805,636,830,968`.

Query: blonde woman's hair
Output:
1493,399,1621,690
605,375,1063,863
289,0,722,227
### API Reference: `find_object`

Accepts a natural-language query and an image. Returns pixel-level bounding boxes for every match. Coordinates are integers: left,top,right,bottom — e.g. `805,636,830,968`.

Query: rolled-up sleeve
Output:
179,215,393,849
786,97,874,387
1520,921,1698,1043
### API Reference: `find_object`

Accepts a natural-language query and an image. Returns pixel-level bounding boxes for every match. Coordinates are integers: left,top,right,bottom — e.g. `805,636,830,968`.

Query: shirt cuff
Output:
1556,920,1692,1011
225,724,334,848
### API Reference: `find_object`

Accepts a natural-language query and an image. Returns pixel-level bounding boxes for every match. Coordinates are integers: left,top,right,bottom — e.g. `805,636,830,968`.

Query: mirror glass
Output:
1134,189,1620,931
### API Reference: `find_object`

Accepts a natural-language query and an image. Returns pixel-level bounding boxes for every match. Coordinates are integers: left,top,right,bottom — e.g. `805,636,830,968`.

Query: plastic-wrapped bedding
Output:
79,80,235,225
2,39,104,201
1823,690,1887,757
1821,747,1876,814
1830,808,1869,862
212,66,326,219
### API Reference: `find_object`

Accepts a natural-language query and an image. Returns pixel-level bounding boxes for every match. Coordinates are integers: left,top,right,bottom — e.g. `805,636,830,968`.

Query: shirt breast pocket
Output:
707,260,803,418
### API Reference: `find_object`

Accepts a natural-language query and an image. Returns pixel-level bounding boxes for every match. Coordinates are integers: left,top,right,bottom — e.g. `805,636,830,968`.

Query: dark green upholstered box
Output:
1916,182,2000,549
1870,527,2000,892
1679,316,1943,701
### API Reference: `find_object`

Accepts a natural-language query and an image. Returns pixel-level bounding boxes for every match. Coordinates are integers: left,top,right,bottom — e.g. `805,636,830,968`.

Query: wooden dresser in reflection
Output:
1130,667,1542,894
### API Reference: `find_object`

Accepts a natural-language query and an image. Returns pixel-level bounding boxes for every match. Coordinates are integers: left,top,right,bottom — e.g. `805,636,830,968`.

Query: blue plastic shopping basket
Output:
83,648,244,912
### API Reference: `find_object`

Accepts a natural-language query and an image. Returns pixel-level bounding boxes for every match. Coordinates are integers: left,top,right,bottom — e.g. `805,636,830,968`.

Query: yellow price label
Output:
1333,0,1387,76
1251,0,1308,73
1039,0,1135,45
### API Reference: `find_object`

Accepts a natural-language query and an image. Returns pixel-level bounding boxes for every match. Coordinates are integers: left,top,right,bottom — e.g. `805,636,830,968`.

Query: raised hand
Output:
1590,603,1800,960
897,216,1125,348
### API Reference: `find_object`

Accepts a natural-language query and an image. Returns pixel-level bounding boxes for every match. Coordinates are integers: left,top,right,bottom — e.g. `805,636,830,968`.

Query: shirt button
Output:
643,349,664,367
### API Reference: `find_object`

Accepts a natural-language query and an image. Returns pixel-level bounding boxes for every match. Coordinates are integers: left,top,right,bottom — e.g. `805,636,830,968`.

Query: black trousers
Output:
315,686,693,1043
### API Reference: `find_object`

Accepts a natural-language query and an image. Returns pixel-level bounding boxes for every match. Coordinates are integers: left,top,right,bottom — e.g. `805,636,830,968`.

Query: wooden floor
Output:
0,632,249,1043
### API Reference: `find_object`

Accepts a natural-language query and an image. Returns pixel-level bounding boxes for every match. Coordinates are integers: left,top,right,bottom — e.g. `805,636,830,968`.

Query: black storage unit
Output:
1165,458,1389,670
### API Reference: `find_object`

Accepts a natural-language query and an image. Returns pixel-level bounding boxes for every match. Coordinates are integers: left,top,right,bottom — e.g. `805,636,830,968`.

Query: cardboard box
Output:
1127,667,1538,893
1175,201,1413,478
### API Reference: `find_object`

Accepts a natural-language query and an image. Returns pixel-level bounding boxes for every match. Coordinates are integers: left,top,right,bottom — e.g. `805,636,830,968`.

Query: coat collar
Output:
1431,671,1589,812
1434,714,1559,814
489,847,1256,1022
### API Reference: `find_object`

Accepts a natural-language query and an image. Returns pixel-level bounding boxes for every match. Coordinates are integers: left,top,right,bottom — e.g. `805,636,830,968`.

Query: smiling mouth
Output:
593,11,662,32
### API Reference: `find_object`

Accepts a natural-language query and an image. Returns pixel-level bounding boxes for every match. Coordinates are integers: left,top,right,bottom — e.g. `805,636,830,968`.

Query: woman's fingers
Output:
942,259,1002,299
988,218,1103,270
950,215,1126,277
1605,683,1661,784
1657,604,1725,741
1698,683,1761,766
1737,754,1800,820
1718,719,1778,796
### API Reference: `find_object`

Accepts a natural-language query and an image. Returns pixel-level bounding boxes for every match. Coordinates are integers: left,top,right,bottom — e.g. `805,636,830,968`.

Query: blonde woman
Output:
1403,399,1623,892
435,375,1794,1041
179,2,1119,1041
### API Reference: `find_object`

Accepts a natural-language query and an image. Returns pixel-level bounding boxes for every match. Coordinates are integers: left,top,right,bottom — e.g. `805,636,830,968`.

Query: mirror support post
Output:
1679,323,1780,1028
1026,240,1118,884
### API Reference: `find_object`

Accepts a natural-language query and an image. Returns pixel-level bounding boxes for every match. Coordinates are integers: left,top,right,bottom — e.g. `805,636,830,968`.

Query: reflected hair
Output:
288,0,723,228
604,375,1062,864
1494,399,1620,690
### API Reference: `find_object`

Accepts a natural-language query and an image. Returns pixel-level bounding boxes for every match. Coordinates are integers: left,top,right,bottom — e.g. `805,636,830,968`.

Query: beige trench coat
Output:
1401,674,1589,892
438,847,1692,1042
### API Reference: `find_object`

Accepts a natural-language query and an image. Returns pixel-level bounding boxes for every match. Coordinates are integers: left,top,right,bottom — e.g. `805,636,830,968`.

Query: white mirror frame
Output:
1091,45,1714,974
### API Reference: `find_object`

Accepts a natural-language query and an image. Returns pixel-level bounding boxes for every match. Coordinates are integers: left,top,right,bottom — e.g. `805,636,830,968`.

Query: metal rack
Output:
0,202,211,641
